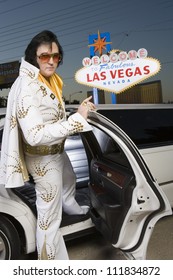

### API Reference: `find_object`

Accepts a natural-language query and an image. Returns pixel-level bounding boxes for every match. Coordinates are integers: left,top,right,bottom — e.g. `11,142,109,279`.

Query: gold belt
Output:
23,141,65,156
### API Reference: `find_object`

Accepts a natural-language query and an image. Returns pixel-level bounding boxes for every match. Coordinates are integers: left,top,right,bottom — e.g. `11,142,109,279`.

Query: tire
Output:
0,215,21,260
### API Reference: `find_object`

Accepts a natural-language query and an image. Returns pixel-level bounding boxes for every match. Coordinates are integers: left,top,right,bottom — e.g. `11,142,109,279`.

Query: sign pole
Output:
111,93,116,104
93,87,99,104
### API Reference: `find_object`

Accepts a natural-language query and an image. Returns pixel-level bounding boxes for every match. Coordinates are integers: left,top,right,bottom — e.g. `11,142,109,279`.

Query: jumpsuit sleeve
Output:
16,84,92,146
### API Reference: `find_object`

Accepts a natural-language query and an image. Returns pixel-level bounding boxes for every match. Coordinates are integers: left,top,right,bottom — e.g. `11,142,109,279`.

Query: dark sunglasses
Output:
37,53,61,63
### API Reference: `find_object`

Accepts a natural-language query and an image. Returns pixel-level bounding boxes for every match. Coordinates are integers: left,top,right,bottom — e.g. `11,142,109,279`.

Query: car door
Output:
81,110,172,260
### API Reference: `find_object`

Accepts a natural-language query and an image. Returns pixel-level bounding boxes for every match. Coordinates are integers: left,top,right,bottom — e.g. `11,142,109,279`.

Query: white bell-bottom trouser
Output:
25,151,86,260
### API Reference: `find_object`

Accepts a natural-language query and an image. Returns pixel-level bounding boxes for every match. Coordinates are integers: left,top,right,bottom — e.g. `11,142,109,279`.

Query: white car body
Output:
140,145,173,206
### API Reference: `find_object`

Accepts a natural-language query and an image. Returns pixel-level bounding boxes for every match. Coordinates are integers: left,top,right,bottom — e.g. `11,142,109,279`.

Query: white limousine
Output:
0,104,172,260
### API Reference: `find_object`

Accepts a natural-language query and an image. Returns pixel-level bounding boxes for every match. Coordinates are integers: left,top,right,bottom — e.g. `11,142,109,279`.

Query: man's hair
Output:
25,30,63,68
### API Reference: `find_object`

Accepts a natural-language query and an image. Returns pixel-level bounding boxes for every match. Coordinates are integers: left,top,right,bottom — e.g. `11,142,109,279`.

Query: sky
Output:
0,0,173,103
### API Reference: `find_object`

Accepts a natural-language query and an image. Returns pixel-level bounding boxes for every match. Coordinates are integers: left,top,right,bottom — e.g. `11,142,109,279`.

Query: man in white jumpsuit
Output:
0,30,95,260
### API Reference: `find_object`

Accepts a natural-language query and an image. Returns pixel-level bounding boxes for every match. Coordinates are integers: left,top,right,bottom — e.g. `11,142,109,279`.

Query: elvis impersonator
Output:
0,30,96,259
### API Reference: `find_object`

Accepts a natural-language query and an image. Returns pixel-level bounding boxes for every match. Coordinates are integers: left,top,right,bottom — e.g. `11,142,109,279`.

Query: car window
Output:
92,125,131,169
98,108,173,148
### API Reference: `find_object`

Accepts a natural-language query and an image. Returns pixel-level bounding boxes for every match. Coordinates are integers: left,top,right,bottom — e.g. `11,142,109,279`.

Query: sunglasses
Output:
37,53,61,63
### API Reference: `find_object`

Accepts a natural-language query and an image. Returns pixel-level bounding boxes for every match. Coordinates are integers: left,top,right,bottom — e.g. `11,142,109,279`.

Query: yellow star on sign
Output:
88,30,112,56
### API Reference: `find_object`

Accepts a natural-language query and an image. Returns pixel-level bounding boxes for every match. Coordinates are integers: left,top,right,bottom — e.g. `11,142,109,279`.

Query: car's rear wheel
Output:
0,215,21,260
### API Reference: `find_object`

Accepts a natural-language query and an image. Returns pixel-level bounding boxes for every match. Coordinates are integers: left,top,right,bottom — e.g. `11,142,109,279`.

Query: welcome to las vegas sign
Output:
75,48,161,94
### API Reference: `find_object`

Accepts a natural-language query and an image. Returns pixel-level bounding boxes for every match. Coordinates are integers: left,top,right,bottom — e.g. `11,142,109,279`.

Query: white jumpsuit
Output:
0,58,92,259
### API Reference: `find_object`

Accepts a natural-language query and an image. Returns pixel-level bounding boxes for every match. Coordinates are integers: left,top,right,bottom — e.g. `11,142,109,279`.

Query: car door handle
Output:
96,168,112,179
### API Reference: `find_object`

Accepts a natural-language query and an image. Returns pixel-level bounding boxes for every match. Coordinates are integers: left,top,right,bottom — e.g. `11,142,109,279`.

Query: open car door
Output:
82,111,172,260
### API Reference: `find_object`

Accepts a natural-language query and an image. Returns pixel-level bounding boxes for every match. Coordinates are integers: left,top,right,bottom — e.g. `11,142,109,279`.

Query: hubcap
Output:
0,232,10,260
0,237,5,259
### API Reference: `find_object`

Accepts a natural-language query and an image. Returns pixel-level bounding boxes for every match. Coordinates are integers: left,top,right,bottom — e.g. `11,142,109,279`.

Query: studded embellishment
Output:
40,85,48,97
5,151,23,183
50,93,55,99
34,164,49,177
10,115,17,129
33,160,59,177
38,214,49,230
20,67,35,79
17,97,32,119
45,244,56,260
38,211,58,231
60,118,84,136
42,103,65,123
37,183,57,202
38,235,56,260
27,124,45,143
17,107,30,119
71,120,84,133
57,103,64,120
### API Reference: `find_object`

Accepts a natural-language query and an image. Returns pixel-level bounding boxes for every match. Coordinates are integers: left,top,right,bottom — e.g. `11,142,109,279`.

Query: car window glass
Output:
98,108,173,148
92,125,131,169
